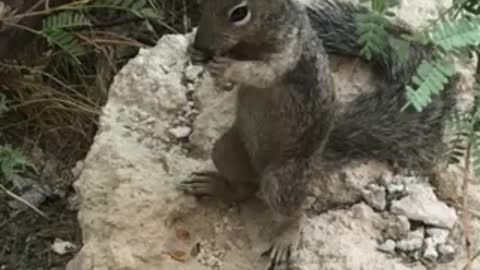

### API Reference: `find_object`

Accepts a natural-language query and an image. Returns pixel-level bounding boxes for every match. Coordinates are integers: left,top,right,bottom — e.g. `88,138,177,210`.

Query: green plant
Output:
357,0,480,173
0,99,35,183
0,145,35,183
0,0,160,63
357,1,480,268
355,0,410,61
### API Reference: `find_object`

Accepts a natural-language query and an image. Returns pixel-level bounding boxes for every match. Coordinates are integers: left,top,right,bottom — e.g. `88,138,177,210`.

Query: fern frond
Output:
389,37,410,63
0,93,8,117
429,17,480,51
472,131,480,183
444,112,471,164
0,145,35,182
43,29,86,63
42,12,91,31
404,58,455,111
472,80,480,121
356,13,389,60
463,0,480,15
87,0,160,18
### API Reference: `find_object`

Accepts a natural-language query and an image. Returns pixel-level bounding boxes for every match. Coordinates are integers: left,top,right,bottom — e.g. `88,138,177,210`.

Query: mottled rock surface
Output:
67,0,480,269
391,184,458,229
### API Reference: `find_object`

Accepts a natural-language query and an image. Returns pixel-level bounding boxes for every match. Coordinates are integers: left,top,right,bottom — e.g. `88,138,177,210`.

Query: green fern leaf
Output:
42,12,91,31
0,93,9,116
473,131,480,183
404,58,455,112
443,112,471,164
43,29,86,63
356,13,389,60
0,145,35,182
389,37,410,63
429,17,480,51
473,81,480,121
87,0,160,18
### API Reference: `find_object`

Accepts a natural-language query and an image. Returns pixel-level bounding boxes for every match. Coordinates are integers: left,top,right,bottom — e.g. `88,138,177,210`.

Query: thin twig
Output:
464,249,480,270
0,184,48,219
462,142,472,270
0,210,23,229
2,0,91,21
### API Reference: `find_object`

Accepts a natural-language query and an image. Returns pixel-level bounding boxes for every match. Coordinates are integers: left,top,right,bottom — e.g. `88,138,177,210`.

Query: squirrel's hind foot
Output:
178,171,230,198
178,170,257,203
262,217,303,270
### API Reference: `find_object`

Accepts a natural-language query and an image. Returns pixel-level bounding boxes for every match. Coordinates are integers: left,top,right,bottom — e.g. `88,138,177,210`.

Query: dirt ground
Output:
0,191,81,270
0,0,200,268
0,139,83,270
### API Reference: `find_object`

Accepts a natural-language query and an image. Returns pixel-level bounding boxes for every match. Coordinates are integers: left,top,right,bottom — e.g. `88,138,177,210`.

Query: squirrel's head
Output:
192,0,290,62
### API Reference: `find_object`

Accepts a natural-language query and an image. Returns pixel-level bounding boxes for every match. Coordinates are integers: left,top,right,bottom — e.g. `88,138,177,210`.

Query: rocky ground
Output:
1,0,474,269
0,146,82,269
65,3,480,268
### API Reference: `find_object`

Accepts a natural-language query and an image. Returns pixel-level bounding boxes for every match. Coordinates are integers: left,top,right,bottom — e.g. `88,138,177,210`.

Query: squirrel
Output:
178,0,456,269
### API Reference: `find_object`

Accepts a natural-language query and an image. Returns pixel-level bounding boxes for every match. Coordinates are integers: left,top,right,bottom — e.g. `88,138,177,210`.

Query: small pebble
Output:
396,238,423,252
387,183,405,195
378,239,396,254
396,227,424,252
384,215,410,240
169,126,192,138
438,244,455,262
423,238,438,261
426,227,449,245
184,64,203,82
51,238,77,255
362,184,387,211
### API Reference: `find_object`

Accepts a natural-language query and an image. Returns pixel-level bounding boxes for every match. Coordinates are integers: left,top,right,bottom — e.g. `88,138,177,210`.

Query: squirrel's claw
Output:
207,57,234,79
177,171,229,197
261,217,303,270
262,243,292,270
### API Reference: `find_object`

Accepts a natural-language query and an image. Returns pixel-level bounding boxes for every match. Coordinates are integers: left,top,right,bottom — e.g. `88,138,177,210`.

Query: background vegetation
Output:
0,0,479,269
0,1,198,268
357,0,480,268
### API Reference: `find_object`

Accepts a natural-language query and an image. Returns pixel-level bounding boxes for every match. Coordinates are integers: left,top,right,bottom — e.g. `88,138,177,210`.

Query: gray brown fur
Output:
181,0,336,267
306,0,455,172
179,0,455,268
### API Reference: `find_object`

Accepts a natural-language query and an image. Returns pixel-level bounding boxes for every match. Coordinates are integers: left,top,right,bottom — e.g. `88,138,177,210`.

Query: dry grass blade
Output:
462,142,473,270
464,249,480,270
0,184,48,219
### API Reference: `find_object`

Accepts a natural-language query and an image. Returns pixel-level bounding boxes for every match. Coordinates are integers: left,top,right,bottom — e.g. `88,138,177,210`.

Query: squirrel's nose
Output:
188,44,213,64
190,39,214,64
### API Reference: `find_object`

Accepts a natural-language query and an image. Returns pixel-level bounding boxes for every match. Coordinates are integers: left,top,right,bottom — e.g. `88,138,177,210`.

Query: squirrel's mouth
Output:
190,47,234,65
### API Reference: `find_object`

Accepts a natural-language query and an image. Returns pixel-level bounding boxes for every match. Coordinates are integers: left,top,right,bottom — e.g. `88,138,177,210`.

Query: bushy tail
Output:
328,80,456,172
306,0,456,171
306,0,429,84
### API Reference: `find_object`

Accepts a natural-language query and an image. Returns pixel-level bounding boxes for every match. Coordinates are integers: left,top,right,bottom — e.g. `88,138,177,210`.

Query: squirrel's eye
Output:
228,5,250,26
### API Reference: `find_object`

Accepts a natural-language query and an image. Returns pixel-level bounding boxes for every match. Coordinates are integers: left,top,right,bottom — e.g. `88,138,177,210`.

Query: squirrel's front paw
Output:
177,171,229,197
208,57,237,81
262,223,302,270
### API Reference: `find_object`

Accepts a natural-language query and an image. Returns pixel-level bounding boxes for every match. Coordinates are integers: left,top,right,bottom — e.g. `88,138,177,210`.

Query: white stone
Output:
384,215,411,240
169,126,192,138
378,239,396,254
438,244,456,261
396,228,425,252
51,238,77,255
387,183,406,195
184,64,204,82
390,184,458,229
423,238,439,261
362,184,387,211
426,228,450,245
